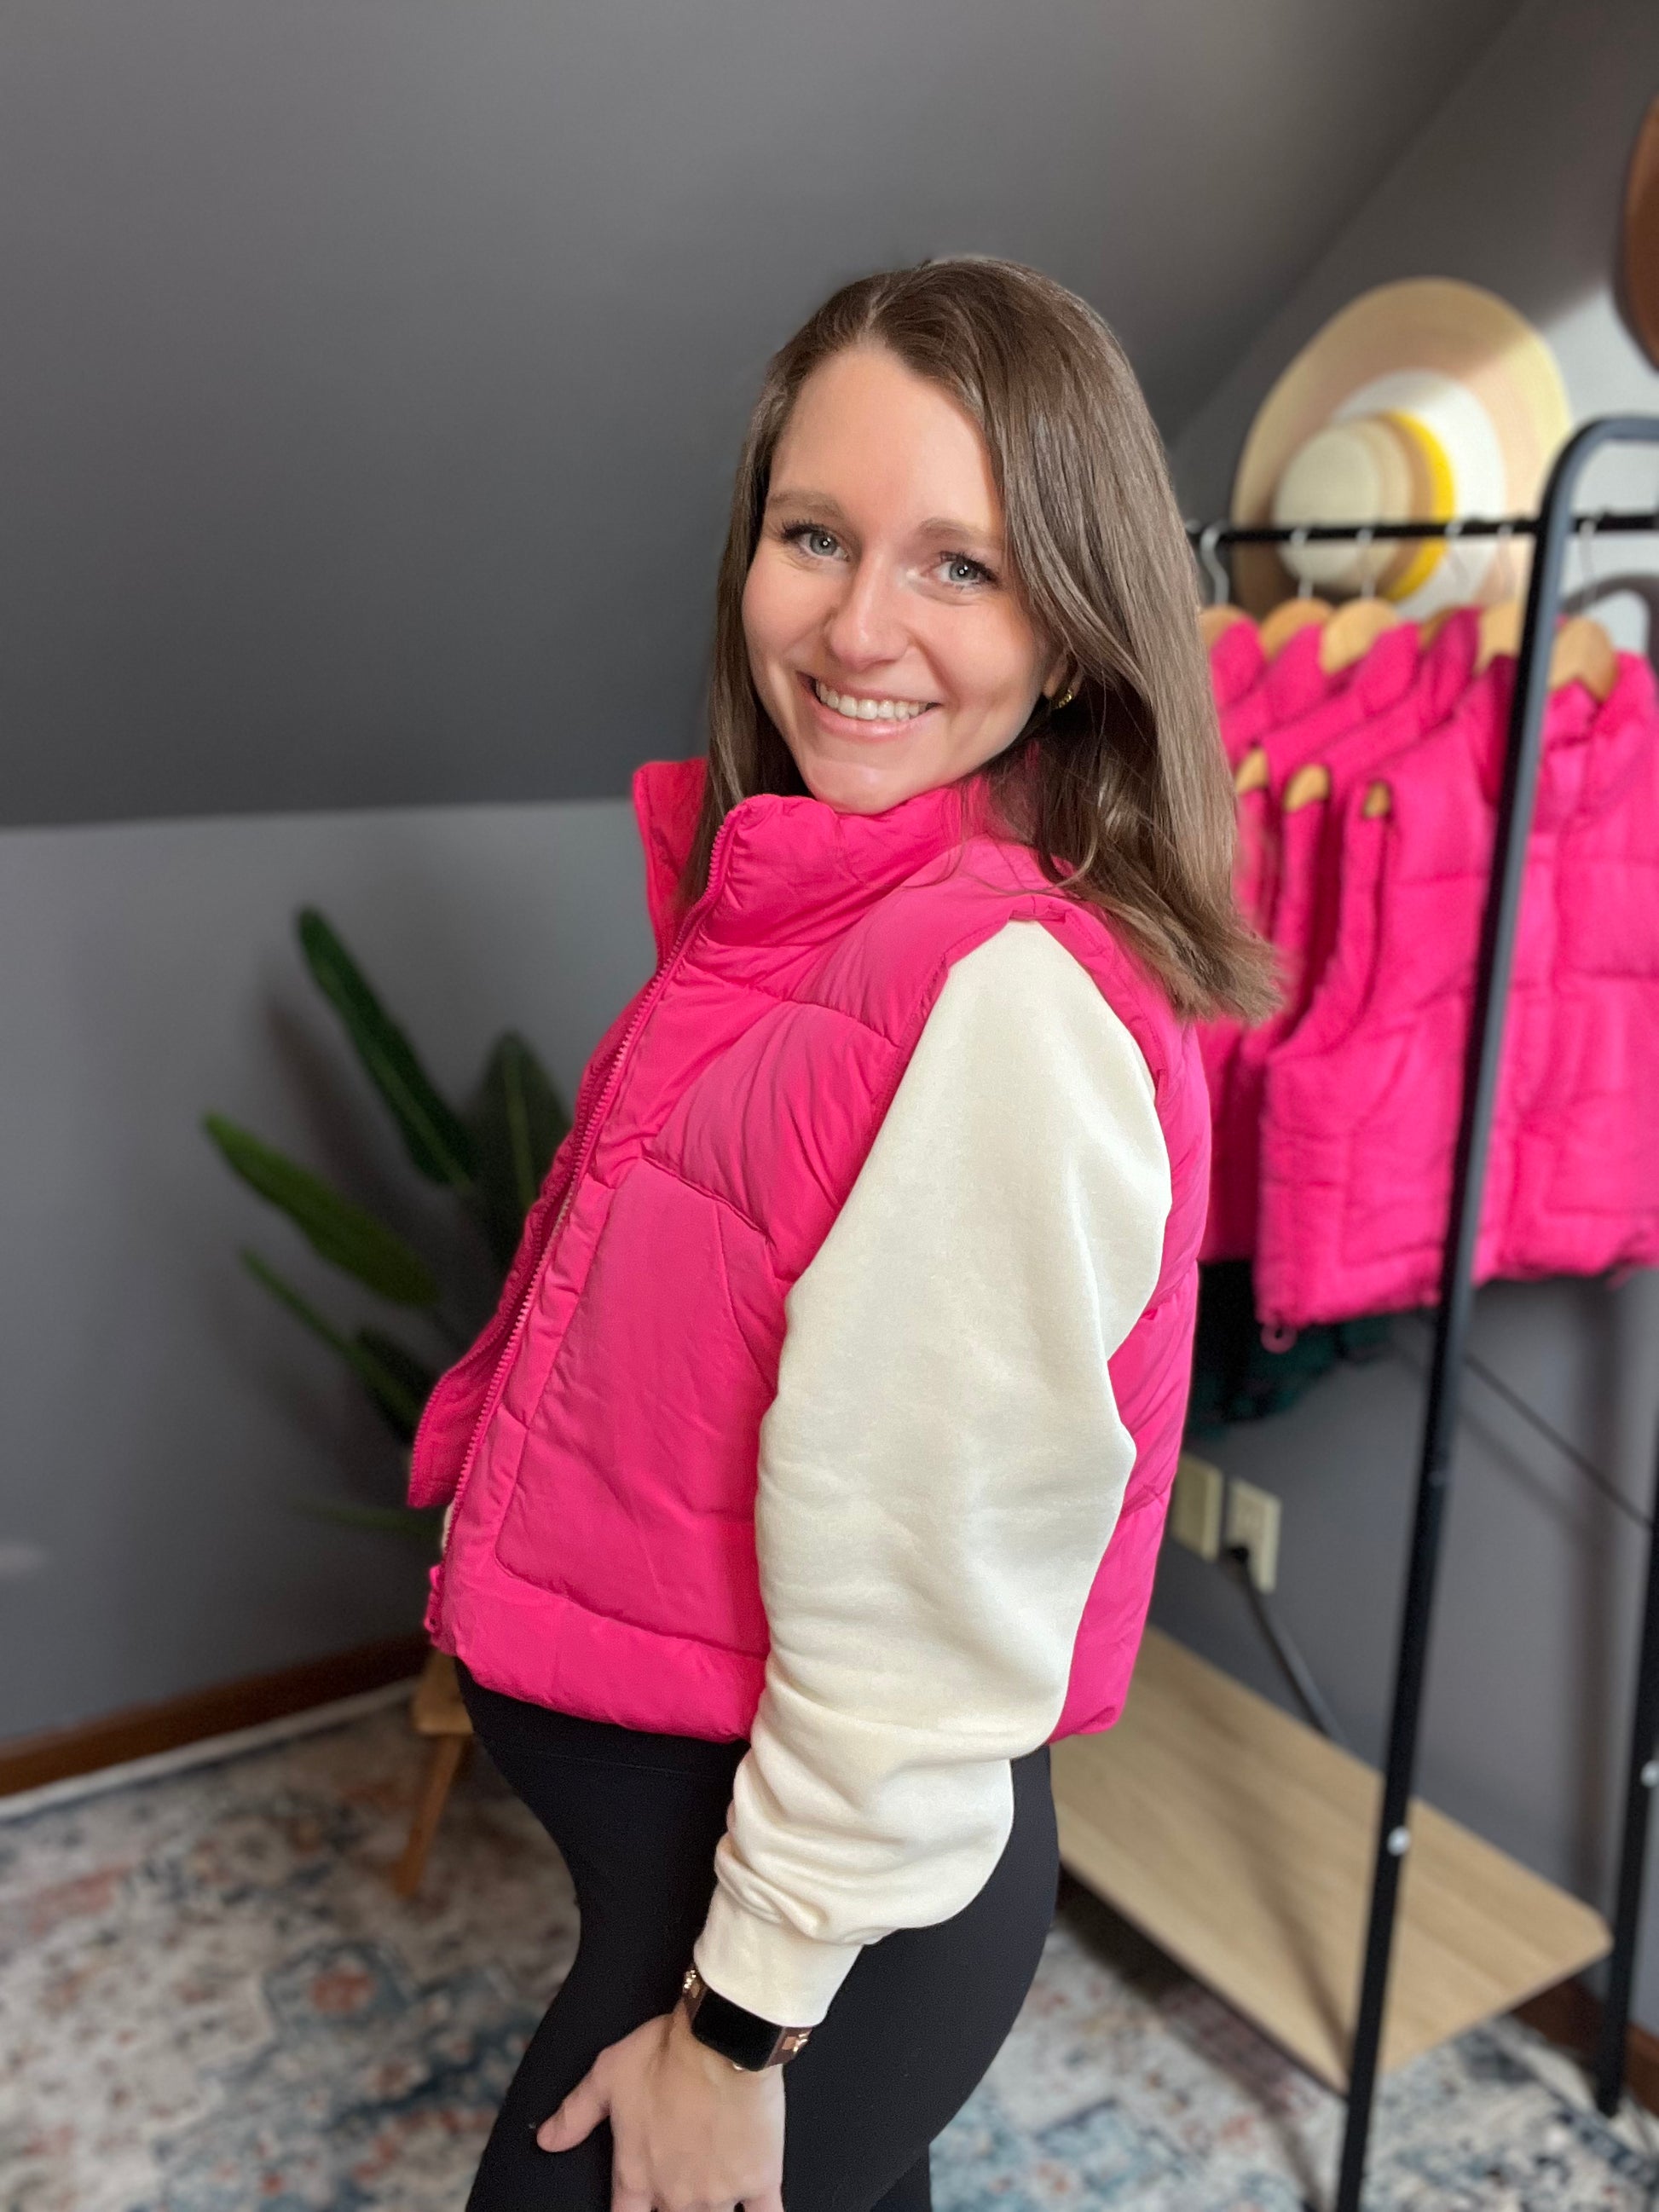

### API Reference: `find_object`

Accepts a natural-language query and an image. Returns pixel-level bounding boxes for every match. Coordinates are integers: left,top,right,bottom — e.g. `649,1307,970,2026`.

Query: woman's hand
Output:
537,2002,786,2212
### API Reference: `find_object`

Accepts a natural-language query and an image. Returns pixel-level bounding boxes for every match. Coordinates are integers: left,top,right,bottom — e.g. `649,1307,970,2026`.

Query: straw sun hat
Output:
1228,277,1572,619
1623,93,1659,373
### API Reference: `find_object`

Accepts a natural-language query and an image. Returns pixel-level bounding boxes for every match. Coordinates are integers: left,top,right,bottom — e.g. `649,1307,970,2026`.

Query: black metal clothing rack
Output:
1185,415,1659,2212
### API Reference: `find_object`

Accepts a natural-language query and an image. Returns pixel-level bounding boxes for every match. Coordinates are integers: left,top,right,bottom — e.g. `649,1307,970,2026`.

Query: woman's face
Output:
743,345,1064,815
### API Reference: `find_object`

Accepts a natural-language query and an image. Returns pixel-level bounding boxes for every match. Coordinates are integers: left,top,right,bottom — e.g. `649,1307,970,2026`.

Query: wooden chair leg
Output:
393,1734,469,1898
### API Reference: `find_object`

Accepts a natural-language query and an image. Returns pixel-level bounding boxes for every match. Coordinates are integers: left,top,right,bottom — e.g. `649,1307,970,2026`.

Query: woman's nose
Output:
822,557,910,672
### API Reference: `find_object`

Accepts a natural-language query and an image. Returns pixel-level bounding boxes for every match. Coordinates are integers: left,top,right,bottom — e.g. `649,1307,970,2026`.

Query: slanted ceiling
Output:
1,0,1517,825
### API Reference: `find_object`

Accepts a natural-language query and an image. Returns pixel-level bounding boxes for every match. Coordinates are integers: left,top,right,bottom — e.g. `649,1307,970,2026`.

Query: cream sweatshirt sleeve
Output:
691,918,1174,2028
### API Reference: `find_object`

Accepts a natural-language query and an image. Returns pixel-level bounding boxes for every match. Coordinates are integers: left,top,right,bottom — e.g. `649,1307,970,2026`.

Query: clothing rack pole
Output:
1185,415,1659,2209
1188,507,1659,546
1598,1418,1659,2113
1332,416,1659,2212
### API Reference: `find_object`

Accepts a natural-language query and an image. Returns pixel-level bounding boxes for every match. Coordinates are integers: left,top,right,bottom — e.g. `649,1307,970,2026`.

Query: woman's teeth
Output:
812,679,932,723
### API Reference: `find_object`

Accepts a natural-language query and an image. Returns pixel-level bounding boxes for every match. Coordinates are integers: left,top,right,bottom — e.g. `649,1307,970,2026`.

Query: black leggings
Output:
456,1660,1059,2212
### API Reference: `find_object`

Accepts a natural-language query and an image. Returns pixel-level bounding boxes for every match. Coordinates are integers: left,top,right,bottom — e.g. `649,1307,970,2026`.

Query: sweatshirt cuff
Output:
692,1881,865,2029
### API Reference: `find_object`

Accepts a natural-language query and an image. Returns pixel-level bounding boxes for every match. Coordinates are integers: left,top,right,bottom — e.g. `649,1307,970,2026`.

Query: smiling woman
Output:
423,254,1271,2212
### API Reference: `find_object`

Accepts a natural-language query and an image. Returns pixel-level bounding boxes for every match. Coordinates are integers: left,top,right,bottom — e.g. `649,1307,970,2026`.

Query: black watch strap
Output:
679,1965,812,2070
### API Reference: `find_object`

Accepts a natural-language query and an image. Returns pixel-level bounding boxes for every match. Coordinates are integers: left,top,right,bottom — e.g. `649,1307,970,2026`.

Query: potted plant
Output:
204,908,569,1551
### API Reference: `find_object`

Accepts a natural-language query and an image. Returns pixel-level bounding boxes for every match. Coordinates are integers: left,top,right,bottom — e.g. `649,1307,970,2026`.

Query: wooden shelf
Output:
1051,1628,1611,2089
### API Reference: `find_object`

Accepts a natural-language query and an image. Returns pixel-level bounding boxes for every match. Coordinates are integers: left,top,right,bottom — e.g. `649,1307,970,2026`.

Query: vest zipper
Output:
429,808,743,1625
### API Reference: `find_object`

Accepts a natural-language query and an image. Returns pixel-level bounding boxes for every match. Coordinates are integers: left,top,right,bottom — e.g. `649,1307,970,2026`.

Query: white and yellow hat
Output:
1230,278,1572,618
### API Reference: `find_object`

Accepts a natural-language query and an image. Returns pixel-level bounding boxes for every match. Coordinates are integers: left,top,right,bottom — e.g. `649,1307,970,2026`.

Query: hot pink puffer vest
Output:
1201,616,1482,1262
1254,651,1659,1331
1197,624,1410,1261
408,758,1210,1742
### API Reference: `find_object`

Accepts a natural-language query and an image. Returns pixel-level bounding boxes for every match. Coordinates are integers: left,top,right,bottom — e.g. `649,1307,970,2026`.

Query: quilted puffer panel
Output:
650,990,899,1285
494,1160,776,1659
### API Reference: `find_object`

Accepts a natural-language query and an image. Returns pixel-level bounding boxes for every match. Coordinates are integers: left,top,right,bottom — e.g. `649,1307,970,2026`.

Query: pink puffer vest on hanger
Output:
1254,651,1659,1331
1501,650,1659,1279
408,758,1210,1742
1196,621,1360,1257
1205,616,1483,1263
1219,621,1337,762
1209,619,1265,765
1199,624,1422,1262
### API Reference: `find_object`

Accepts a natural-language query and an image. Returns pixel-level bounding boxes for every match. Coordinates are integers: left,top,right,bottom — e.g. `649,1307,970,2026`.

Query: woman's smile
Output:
799,671,939,733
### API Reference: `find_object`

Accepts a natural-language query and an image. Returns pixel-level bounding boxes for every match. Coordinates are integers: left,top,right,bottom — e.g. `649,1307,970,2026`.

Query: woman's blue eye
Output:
941,554,992,586
785,524,841,558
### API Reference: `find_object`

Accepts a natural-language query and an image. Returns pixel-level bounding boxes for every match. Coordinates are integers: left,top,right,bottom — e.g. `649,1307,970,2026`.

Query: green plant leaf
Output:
357,1326,440,1422
469,1031,571,1269
290,1495,444,1552
239,1250,435,1436
204,1114,439,1305
297,907,477,1193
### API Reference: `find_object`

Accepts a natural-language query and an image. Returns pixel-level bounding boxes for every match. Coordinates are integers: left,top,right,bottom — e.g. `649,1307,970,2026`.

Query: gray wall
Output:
2,0,1513,825
1155,0,1659,2023
0,797,650,1736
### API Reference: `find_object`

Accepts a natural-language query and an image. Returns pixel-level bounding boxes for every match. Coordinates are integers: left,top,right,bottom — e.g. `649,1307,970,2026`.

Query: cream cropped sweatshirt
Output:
689,917,1173,2028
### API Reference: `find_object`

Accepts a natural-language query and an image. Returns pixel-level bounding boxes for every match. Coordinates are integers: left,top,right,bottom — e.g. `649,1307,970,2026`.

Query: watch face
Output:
689,1983,783,2071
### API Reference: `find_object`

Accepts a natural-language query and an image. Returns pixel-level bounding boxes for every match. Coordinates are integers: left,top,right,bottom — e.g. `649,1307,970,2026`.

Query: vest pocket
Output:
493,1160,777,1658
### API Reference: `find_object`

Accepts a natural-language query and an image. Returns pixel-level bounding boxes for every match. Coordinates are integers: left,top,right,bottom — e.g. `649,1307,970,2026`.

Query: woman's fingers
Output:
535,2065,608,2151
609,2170,655,2212
539,2016,783,2212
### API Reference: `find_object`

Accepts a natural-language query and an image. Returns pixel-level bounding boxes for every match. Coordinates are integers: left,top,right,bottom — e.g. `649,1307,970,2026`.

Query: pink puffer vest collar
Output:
408,758,1209,1740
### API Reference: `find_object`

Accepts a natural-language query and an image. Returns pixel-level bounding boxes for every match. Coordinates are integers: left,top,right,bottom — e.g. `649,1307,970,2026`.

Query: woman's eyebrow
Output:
916,515,1003,549
765,487,849,517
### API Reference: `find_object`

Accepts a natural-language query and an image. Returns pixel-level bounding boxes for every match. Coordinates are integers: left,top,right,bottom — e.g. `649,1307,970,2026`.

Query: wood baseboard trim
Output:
1516,1978,1659,2116
0,1633,430,1798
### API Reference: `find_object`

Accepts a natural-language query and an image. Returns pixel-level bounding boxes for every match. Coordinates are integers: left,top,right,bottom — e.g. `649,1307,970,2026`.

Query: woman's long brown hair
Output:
681,256,1275,1024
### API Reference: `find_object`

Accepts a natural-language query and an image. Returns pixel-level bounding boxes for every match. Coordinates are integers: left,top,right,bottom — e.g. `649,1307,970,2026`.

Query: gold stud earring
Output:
1051,678,1078,713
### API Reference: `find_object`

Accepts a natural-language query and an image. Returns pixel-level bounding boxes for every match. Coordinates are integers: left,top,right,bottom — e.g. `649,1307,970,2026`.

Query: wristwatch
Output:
679,1965,812,2071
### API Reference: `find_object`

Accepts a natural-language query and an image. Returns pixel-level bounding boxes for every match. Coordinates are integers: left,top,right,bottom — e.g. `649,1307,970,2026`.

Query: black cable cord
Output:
1201,1314,1646,1788
1466,1348,1652,1533
1222,1542,1351,1751
1391,1315,1651,1533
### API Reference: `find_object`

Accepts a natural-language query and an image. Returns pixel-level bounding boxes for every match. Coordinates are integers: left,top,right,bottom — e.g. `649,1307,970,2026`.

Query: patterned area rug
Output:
3,1701,1655,2211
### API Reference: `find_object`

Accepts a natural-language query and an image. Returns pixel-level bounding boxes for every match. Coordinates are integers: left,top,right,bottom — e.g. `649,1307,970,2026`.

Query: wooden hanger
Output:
1318,598,1401,675
1548,615,1618,700
1259,597,1332,658
1419,607,1461,645
1361,781,1392,818
1234,746,1270,794
1475,599,1523,671
1475,602,1619,699
1201,604,1255,649
1284,763,1332,811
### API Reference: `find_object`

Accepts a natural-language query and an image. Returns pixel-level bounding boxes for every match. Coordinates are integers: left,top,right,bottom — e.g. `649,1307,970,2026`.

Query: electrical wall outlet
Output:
1223,1478,1281,1593
1169,1453,1224,1562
